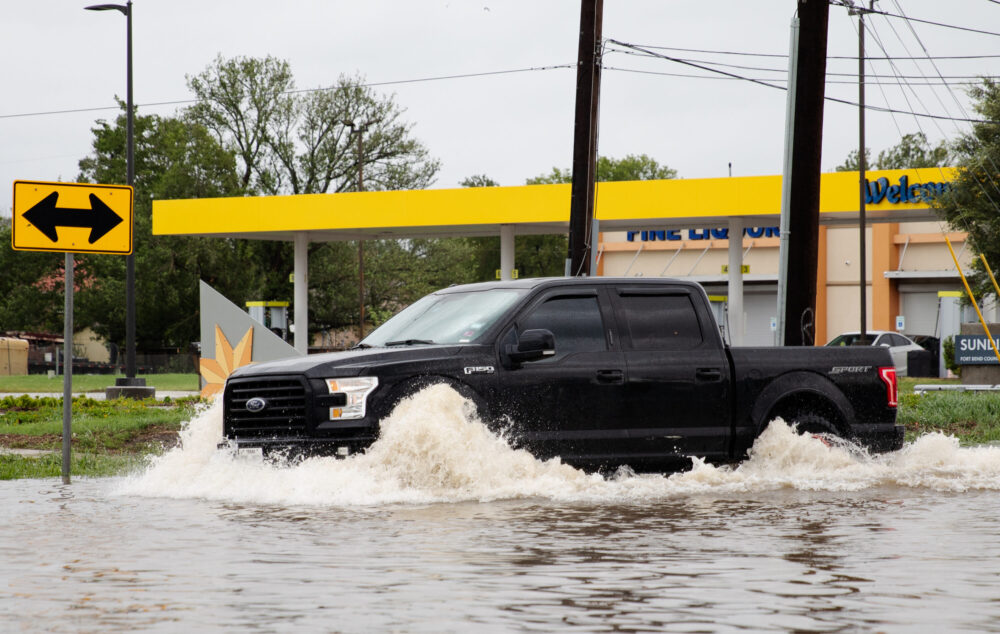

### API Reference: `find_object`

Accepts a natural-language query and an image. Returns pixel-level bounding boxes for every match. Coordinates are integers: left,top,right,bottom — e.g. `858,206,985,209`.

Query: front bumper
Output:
218,433,378,460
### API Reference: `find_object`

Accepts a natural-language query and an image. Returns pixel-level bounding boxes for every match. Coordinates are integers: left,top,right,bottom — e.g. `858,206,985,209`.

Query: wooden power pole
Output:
782,0,830,345
567,0,603,277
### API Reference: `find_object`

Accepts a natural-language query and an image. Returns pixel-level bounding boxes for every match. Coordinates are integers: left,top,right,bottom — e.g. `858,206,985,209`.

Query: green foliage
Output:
0,394,198,479
942,336,960,376
459,154,679,280
898,390,1000,444
5,55,450,347
934,79,1000,301
0,394,199,436
183,55,445,332
836,132,949,171
525,154,678,185
186,56,440,195
459,174,499,188
877,132,949,169
835,147,872,172
0,373,198,393
73,103,248,349
0,453,149,480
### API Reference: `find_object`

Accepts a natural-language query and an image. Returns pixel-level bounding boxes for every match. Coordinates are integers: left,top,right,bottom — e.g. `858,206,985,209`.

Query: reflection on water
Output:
3,385,1000,631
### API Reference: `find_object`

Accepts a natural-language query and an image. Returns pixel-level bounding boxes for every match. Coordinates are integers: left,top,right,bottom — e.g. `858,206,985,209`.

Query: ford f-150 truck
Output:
222,277,902,471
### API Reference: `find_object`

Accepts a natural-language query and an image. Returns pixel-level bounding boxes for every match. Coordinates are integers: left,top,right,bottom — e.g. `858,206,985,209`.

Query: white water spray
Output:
119,384,1000,505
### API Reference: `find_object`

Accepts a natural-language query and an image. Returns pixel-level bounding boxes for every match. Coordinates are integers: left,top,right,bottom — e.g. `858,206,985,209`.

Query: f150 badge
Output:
464,366,495,375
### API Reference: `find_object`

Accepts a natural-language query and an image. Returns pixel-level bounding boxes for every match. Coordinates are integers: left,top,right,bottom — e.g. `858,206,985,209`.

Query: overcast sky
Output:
3,1,998,218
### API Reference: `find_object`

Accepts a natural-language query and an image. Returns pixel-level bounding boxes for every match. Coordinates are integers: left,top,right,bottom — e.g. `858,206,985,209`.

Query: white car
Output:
825,331,924,377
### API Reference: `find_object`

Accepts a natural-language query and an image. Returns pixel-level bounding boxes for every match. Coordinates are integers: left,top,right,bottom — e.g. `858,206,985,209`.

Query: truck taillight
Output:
879,366,898,408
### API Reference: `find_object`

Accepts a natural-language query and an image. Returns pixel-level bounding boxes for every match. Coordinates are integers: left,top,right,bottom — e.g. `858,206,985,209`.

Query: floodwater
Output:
5,385,1000,632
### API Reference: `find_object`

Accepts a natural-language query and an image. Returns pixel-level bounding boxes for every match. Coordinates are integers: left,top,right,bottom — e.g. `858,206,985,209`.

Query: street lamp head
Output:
84,3,128,15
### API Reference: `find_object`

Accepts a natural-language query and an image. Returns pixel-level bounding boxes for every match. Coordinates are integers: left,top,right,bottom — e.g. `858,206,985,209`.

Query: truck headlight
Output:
325,377,379,420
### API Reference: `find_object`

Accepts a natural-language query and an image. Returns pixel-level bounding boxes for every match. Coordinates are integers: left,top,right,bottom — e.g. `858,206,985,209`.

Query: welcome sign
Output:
866,176,950,205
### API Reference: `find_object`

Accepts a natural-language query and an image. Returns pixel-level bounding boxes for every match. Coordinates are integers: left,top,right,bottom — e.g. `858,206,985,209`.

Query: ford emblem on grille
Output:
246,397,268,413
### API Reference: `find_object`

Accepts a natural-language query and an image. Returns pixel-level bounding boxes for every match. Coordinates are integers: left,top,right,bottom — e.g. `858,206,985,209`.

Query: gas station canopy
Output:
153,168,956,241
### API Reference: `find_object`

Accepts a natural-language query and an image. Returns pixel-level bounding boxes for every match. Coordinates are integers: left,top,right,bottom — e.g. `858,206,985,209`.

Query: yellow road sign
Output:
11,180,133,255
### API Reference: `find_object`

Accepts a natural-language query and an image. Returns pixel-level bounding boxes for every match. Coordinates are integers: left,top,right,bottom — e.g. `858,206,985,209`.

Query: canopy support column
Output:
294,232,309,354
500,224,515,281
728,217,745,346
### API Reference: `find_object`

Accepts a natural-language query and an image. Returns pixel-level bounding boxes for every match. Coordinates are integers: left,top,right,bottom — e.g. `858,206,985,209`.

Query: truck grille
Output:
224,377,309,438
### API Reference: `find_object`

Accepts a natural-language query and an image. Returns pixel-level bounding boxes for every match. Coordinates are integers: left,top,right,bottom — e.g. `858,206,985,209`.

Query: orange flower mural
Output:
199,325,254,399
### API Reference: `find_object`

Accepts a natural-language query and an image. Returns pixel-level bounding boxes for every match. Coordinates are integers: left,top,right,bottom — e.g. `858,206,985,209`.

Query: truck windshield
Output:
361,288,527,347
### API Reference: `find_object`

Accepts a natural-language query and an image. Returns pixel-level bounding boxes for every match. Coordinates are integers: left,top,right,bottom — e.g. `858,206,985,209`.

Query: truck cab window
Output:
519,295,606,360
619,293,703,350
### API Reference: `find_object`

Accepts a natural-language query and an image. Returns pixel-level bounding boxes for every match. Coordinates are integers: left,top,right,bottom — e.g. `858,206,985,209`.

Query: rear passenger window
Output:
519,295,606,360
890,334,910,346
619,293,703,350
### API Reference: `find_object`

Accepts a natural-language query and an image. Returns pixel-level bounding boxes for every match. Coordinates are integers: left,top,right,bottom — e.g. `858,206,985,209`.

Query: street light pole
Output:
88,1,149,397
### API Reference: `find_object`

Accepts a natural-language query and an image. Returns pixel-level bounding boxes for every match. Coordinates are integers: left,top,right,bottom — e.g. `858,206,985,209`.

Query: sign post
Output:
12,180,133,483
62,254,73,484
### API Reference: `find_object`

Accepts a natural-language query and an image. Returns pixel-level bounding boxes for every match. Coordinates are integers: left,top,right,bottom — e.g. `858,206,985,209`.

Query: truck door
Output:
612,285,732,461
495,286,628,461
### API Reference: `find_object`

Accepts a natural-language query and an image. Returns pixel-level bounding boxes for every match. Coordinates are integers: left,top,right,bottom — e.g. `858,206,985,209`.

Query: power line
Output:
606,47,999,80
0,64,573,121
606,39,999,124
603,65,985,87
613,42,1000,61
863,6,1000,38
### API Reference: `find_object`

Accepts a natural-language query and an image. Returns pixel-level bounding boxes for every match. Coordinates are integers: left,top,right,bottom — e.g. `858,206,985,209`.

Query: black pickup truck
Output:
222,278,902,471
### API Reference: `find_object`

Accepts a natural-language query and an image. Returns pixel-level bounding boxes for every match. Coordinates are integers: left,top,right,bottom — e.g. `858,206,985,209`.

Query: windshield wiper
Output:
385,339,435,346
351,343,373,349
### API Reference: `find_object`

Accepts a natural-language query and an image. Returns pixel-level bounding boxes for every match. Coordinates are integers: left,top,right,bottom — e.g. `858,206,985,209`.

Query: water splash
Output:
119,384,1000,505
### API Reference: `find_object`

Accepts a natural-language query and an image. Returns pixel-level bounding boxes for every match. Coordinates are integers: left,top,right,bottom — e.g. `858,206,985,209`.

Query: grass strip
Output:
0,373,199,393
0,452,151,480
0,395,202,480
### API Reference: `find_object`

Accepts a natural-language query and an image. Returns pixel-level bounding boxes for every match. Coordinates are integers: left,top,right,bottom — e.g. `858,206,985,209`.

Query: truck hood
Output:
228,344,469,379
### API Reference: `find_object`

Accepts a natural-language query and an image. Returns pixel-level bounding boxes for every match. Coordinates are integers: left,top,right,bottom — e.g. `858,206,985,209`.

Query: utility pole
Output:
851,1,876,339
779,0,830,346
343,120,374,339
567,0,603,277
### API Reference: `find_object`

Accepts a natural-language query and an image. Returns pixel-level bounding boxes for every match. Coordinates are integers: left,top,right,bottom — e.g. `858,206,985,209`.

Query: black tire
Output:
791,412,836,435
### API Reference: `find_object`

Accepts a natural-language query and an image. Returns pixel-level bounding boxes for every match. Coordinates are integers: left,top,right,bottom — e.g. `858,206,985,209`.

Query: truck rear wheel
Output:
792,412,836,436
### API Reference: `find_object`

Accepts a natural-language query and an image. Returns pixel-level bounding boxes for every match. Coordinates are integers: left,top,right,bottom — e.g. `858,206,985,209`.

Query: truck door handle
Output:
696,368,722,381
596,369,624,384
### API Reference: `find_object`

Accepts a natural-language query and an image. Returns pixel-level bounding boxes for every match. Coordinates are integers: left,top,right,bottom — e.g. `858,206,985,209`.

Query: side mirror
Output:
506,329,555,364
879,343,891,348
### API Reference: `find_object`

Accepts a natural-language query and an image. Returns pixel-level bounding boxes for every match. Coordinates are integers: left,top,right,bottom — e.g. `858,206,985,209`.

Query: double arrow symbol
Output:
23,191,124,244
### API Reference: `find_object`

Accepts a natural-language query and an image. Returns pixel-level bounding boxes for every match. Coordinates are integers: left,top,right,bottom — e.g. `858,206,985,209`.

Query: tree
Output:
876,132,949,169
459,174,499,188
461,154,679,280
836,132,949,171
185,56,445,338
75,104,249,350
527,153,677,185
934,79,1000,301
527,154,677,184
835,147,872,172
186,56,440,195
